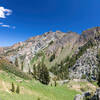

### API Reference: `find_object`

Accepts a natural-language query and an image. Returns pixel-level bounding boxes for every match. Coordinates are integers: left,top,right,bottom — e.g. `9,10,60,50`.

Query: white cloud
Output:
0,24,10,28
0,7,16,29
0,24,16,29
0,7,12,18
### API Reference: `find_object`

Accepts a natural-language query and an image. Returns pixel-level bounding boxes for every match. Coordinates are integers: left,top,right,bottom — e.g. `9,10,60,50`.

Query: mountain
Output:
69,27,100,81
0,31,79,73
0,27,100,81
1,27,100,100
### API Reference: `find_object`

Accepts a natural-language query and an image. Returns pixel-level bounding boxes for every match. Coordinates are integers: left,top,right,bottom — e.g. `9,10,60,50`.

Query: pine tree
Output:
15,58,19,67
53,77,57,87
37,97,40,100
11,82,15,92
38,63,50,85
33,64,37,79
16,85,20,94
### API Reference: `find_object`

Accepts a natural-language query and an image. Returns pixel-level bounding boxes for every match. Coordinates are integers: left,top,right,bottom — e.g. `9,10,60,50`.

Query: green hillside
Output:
0,71,79,100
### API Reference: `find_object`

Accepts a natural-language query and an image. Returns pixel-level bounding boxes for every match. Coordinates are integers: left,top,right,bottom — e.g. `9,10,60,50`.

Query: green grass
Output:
0,71,79,100
91,81,98,87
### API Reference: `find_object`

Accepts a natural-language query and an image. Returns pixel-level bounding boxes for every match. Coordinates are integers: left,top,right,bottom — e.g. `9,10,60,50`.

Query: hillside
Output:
0,71,81,100
0,31,80,73
1,27,100,100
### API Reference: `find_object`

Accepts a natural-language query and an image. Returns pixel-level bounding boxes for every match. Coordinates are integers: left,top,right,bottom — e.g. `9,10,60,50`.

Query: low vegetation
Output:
0,59,32,80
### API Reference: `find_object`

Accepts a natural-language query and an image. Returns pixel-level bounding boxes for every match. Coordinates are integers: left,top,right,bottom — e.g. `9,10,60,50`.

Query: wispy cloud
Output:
0,24,10,28
0,7,12,18
0,6,16,29
0,24,16,29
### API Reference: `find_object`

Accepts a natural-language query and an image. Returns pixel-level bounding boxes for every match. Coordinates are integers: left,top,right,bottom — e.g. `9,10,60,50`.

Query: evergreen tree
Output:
15,58,19,67
16,85,20,94
33,64,37,79
53,77,57,87
37,97,40,100
11,82,15,92
49,53,55,62
38,63,50,85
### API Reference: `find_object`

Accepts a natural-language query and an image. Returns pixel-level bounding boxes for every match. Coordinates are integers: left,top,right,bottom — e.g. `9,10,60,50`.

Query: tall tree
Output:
15,58,19,67
39,63,50,85
11,82,15,92
36,62,50,85
16,85,20,94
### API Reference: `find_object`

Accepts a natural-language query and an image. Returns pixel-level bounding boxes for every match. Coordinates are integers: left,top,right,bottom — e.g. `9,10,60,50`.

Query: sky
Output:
0,0,100,46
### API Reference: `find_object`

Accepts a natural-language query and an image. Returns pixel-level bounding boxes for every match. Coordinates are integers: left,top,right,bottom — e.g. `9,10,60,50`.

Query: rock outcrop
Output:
69,46,98,80
74,88,100,100
0,31,79,73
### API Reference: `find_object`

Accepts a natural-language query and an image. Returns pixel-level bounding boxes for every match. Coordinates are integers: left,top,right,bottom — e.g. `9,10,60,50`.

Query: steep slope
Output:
69,27,100,80
0,31,79,73
1,27,100,81
69,46,98,80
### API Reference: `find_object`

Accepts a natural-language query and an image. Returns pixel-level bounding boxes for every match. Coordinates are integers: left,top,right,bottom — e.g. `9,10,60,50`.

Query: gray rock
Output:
69,46,98,80
74,94,83,100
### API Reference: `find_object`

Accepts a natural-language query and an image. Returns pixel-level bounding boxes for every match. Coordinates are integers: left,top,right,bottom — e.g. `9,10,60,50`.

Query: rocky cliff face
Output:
0,27,100,79
0,31,79,73
69,27,100,80
69,46,98,80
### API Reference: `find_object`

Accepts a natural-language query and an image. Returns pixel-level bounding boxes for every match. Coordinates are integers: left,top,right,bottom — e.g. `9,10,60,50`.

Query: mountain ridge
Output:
0,27,100,78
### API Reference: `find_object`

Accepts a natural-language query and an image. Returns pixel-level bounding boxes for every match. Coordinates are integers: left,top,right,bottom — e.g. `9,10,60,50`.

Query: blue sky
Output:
0,0,100,46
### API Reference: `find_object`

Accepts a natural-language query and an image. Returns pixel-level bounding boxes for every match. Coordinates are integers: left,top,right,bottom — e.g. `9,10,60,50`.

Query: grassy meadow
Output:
0,71,79,100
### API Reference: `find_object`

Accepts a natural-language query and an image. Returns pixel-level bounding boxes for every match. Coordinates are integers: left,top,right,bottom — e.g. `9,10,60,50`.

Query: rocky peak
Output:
80,27,100,43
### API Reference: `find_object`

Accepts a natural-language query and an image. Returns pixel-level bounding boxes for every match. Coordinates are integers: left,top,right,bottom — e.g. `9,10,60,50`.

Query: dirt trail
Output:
2,81,11,93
